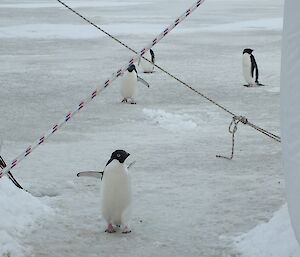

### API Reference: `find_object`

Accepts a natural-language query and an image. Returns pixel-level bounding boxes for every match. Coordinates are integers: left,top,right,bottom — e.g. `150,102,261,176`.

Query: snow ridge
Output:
234,204,300,257
0,177,53,257
143,108,197,132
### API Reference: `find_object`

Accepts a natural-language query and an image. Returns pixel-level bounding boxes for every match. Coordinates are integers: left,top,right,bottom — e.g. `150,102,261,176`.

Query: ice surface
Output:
0,2,146,9
0,22,228,39
0,0,284,256
196,18,283,32
0,23,170,39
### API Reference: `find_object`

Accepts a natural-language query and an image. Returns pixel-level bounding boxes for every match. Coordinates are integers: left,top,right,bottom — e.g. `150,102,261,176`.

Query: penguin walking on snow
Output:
138,49,155,73
101,150,132,233
121,64,150,104
242,48,264,87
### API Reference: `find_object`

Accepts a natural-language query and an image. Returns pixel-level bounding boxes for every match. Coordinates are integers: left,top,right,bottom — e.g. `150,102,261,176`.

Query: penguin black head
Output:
106,150,130,166
243,48,253,54
127,64,137,73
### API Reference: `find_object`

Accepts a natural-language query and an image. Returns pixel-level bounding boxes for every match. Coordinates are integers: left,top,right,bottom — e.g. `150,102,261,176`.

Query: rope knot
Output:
218,115,249,160
234,116,248,124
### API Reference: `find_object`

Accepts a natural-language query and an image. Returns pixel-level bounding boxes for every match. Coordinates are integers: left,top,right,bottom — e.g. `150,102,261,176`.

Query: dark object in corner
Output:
0,156,23,189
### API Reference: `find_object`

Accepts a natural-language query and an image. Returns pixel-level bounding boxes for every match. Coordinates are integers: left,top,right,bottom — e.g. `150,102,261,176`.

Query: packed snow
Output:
0,23,170,39
0,0,289,256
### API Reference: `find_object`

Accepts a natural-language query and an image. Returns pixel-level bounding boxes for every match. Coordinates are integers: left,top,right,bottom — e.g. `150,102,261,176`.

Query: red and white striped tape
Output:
0,0,205,177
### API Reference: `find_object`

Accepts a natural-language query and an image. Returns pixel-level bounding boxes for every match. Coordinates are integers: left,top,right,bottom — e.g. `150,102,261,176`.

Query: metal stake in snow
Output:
0,0,205,179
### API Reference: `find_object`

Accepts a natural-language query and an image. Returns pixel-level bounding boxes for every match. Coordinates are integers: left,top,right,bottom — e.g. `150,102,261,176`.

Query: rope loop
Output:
217,116,246,160
228,116,247,134
229,117,238,134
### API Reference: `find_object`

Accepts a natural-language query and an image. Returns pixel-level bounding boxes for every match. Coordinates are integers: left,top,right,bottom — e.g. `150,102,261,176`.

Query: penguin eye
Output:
117,154,121,158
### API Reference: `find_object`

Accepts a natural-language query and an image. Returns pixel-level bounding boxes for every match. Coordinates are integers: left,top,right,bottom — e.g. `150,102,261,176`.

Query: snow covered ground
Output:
234,204,300,257
0,0,288,256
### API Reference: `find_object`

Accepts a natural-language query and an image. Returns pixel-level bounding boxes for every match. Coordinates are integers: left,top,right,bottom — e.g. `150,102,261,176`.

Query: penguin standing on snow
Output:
138,49,155,73
242,48,263,87
101,150,132,233
121,64,150,104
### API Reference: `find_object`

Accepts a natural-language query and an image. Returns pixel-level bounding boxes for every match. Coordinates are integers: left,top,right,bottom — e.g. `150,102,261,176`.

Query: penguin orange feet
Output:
122,226,131,234
105,224,116,233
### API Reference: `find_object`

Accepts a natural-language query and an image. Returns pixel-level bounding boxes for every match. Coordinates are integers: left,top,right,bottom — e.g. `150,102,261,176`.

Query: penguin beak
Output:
126,152,130,159
105,157,114,167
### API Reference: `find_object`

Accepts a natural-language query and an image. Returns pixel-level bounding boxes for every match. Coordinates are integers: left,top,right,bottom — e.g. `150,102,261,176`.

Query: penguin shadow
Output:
141,70,156,74
243,83,266,88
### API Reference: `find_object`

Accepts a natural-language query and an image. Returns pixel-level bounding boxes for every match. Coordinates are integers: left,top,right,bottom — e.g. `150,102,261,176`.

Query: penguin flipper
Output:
250,54,259,81
150,49,155,64
137,76,150,88
77,171,103,178
127,161,136,169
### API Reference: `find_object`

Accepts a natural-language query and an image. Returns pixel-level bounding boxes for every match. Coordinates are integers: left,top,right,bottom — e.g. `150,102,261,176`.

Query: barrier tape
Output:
0,0,205,177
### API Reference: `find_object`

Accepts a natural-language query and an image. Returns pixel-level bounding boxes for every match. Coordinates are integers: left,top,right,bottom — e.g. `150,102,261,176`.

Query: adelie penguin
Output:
77,150,132,233
121,64,150,104
101,150,132,233
138,49,155,73
242,48,264,87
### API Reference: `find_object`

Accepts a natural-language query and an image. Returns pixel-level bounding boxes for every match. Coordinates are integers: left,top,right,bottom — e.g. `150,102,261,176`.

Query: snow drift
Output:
234,204,300,257
143,108,197,132
0,177,52,257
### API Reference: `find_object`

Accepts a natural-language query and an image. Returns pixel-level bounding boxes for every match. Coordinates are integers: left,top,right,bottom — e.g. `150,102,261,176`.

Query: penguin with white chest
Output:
242,48,263,87
121,64,150,104
101,150,132,233
138,49,155,73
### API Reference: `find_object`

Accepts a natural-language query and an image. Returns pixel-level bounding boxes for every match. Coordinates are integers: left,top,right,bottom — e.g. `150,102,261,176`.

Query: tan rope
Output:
216,116,241,160
57,0,281,153
217,116,280,160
